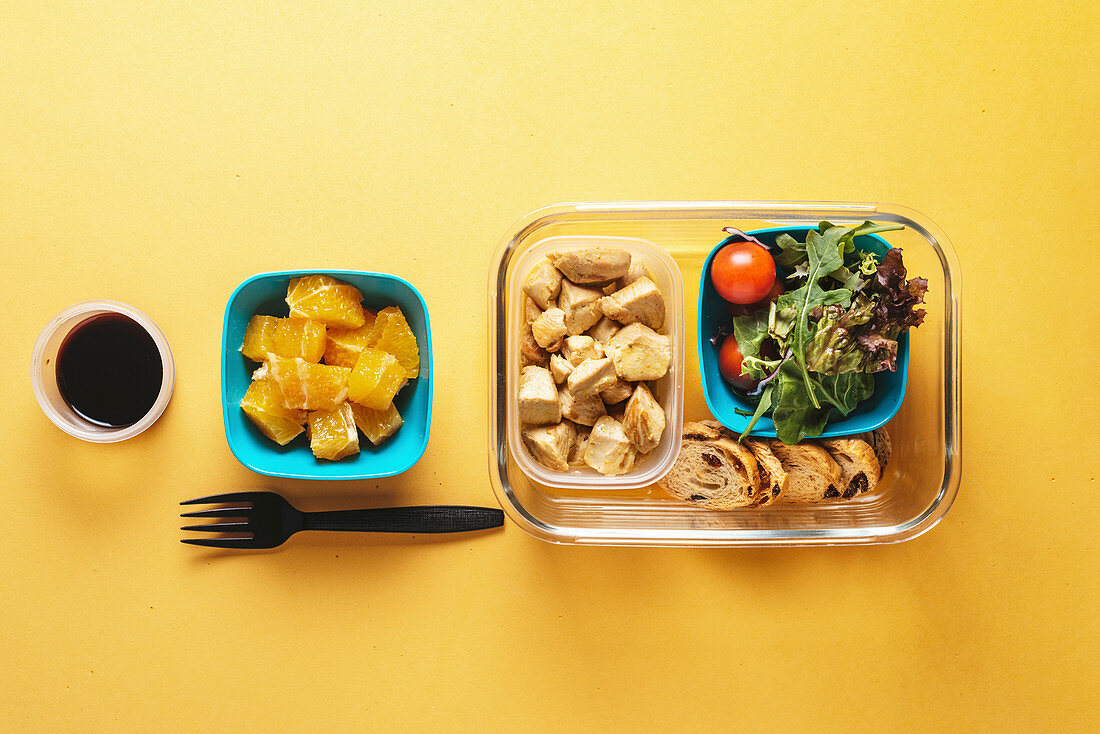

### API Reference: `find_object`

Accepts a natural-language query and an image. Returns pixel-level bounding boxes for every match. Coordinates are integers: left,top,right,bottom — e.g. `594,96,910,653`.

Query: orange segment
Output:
348,348,408,410
323,314,378,369
241,315,278,362
272,318,327,363
307,403,360,461
286,275,366,329
349,402,404,446
365,306,420,378
240,378,306,445
261,355,351,411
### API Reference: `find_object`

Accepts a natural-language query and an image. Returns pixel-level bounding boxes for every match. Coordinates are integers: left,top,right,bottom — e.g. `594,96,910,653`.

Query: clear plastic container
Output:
31,300,175,442
506,236,685,489
487,201,961,546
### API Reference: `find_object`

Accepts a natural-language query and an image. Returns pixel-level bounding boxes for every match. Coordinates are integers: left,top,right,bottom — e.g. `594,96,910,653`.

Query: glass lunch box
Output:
487,201,960,546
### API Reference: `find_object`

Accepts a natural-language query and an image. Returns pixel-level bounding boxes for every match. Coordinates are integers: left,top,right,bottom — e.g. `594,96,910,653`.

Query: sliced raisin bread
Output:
820,438,880,498
658,421,768,510
743,439,788,506
766,440,843,503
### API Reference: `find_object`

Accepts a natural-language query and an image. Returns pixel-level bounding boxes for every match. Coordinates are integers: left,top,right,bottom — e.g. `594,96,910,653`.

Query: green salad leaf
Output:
775,221,902,287
770,367,830,444
717,222,922,445
776,226,853,408
770,365,874,444
731,309,771,379
804,296,875,375
738,383,774,441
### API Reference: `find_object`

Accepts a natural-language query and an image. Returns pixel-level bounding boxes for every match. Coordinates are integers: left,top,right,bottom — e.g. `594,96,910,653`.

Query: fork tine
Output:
180,522,250,532
180,492,262,506
180,507,252,519
180,537,261,548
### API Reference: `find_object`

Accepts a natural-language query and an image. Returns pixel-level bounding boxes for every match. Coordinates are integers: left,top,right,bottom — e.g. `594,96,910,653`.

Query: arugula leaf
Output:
776,221,900,273
777,227,852,408
738,384,773,441
774,233,807,269
837,221,905,255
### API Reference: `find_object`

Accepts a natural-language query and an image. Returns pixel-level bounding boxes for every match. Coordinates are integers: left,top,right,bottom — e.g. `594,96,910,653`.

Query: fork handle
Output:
301,506,504,534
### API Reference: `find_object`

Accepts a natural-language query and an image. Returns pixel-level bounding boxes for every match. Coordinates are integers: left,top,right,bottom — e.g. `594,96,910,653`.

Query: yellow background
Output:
2,2,1097,731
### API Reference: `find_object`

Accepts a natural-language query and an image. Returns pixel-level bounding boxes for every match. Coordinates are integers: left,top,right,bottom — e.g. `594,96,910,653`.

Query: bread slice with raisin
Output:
743,439,787,506
658,421,768,510
766,440,843,503
867,427,892,470
820,438,880,498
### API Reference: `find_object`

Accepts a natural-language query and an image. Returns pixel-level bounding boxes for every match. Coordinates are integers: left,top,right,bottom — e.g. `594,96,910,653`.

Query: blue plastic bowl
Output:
221,269,432,480
698,226,908,438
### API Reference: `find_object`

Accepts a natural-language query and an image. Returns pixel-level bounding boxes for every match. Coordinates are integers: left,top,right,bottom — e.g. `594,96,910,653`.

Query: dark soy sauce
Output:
55,314,163,428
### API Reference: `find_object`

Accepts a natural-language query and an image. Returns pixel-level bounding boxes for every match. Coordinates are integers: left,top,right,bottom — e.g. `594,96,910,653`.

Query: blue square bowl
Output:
222,269,432,480
698,226,908,438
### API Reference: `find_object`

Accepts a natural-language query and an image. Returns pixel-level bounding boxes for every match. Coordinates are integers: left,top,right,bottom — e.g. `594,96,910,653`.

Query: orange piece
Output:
286,275,366,329
240,379,306,445
348,348,408,410
261,355,351,411
349,402,404,446
307,403,360,461
323,313,378,369
272,318,327,363
365,306,420,378
241,315,278,362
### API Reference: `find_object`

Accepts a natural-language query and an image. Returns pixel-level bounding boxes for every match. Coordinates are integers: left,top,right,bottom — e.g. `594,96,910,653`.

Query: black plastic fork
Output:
180,492,505,548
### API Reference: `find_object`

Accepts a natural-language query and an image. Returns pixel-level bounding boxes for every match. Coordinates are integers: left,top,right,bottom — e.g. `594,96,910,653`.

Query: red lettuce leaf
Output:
868,248,928,334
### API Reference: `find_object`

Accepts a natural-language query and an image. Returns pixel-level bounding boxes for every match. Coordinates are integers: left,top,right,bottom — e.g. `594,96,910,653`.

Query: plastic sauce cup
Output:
30,300,174,442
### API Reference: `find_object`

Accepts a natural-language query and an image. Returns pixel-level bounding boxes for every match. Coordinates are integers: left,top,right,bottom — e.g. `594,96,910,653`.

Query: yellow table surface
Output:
3,2,1097,731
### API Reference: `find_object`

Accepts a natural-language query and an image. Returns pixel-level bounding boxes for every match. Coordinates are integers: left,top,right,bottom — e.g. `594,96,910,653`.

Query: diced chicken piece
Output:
622,383,665,454
522,421,575,472
520,323,549,367
616,259,652,289
558,279,604,335
523,259,563,310
599,378,633,405
518,366,560,425
598,276,666,330
566,357,618,398
587,316,621,344
562,335,604,366
569,425,590,465
584,416,637,476
531,308,567,352
547,248,631,284
524,297,544,324
604,323,671,381
549,354,574,384
558,386,607,426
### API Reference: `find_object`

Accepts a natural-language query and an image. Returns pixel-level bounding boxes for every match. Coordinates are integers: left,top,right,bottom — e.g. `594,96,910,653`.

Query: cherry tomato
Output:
725,277,785,317
717,333,759,392
710,242,777,304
